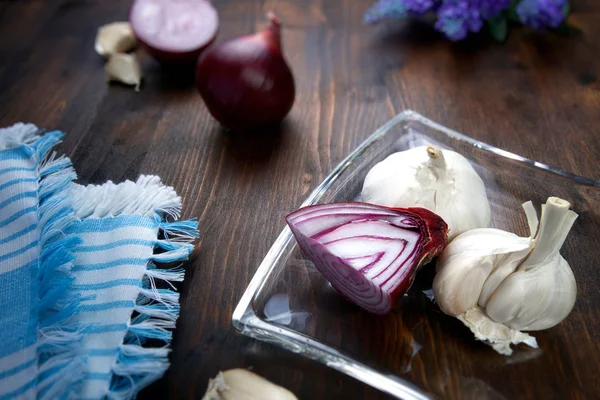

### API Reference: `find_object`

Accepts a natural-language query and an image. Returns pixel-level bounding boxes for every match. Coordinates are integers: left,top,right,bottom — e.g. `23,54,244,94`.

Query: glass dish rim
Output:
231,110,600,400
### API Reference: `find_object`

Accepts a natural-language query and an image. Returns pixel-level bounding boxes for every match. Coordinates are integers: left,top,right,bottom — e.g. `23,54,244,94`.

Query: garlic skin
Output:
433,197,578,355
202,369,298,400
105,54,142,91
458,308,537,356
361,146,491,240
95,22,137,57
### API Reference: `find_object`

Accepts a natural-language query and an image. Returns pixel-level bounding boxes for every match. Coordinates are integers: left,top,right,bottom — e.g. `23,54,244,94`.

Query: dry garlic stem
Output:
95,22,137,57
105,54,142,91
202,369,298,400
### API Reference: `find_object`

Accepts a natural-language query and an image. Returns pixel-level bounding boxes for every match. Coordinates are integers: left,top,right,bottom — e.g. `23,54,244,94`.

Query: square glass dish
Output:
232,111,600,399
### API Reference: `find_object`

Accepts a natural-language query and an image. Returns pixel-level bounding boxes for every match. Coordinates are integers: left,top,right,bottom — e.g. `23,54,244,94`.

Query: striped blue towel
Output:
0,124,198,399
0,123,81,399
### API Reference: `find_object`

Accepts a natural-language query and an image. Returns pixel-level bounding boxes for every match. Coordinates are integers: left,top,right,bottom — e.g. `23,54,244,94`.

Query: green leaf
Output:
508,0,520,22
562,2,571,16
489,18,508,42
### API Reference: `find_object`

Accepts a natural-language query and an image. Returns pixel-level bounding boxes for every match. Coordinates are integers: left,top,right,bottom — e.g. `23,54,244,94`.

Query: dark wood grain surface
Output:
1,0,599,399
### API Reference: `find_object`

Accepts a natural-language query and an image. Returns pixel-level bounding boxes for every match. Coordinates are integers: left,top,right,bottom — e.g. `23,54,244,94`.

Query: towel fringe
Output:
107,216,198,398
0,122,40,150
159,219,200,243
70,175,183,219
155,239,194,251
32,131,63,162
134,303,180,321
146,265,186,283
150,247,193,264
33,131,85,399
39,154,71,178
137,286,180,306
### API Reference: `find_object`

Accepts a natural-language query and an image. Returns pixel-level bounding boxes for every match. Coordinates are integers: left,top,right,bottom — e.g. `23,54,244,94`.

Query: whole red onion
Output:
195,12,296,132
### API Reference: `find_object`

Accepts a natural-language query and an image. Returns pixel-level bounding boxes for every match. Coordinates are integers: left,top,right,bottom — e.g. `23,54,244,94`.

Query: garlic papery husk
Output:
95,22,137,57
458,308,538,356
361,145,491,240
433,197,578,355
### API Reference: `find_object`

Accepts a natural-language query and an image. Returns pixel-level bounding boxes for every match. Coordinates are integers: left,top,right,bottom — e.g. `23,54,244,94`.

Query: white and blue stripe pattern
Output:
0,126,41,400
0,124,82,400
67,176,198,400
0,124,198,400
69,217,157,399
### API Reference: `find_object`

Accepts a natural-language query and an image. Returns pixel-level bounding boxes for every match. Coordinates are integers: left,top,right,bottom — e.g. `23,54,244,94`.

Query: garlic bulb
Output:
433,197,578,355
361,145,491,240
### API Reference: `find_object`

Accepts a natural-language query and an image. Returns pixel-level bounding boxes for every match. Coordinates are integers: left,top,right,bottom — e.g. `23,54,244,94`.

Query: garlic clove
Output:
477,247,531,308
486,253,577,331
458,308,538,356
105,54,142,91
95,22,137,57
202,369,298,400
433,228,531,316
434,254,494,316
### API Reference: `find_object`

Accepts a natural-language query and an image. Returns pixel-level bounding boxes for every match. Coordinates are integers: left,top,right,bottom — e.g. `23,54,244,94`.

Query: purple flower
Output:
364,0,409,24
364,0,440,24
434,0,510,41
517,0,567,29
479,0,511,19
405,0,441,14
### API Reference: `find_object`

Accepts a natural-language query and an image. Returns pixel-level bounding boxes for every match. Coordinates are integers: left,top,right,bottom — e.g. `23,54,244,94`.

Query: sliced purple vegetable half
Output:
130,0,219,63
286,203,449,315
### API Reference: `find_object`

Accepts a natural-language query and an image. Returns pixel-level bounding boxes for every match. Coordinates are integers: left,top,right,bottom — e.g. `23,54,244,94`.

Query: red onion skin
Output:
195,14,295,132
138,36,217,64
405,207,450,265
382,207,448,307
286,203,449,315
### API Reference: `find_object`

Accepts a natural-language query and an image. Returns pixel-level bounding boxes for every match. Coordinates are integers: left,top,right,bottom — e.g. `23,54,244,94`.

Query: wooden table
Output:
1,1,599,399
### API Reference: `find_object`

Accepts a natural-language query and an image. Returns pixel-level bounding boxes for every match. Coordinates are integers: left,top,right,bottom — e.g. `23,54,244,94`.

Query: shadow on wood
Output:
215,119,294,168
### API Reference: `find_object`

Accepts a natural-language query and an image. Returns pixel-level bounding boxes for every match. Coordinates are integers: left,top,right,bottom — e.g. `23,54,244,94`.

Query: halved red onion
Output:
286,203,448,315
130,0,219,62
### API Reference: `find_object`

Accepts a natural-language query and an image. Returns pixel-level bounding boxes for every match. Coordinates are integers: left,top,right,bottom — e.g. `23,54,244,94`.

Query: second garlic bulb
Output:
361,146,491,240
433,197,578,355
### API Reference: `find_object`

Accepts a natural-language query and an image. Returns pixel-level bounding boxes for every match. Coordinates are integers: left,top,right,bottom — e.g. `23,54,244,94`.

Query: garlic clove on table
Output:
105,53,142,91
95,22,137,57
202,369,298,400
